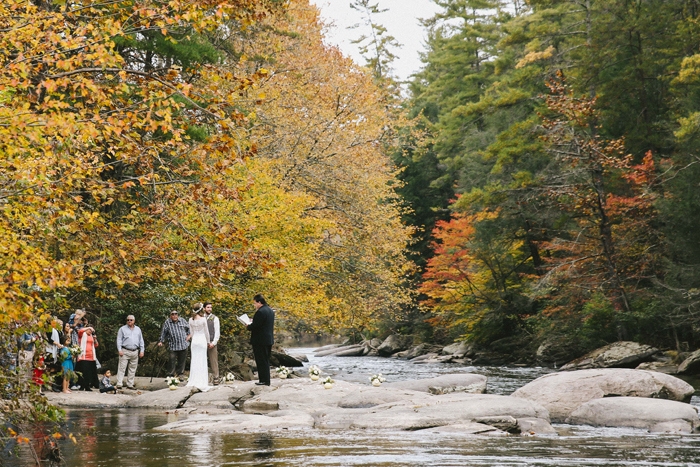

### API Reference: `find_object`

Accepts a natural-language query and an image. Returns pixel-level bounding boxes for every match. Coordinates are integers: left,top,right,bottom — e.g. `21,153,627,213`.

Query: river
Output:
11,347,700,466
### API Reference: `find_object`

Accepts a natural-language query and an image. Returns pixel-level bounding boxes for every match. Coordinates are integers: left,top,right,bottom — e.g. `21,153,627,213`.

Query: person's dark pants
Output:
75,360,99,390
167,349,188,377
252,345,272,385
100,386,116,393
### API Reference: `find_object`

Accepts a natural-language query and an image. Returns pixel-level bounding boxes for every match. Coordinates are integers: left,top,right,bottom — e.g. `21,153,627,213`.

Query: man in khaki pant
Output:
116,315,145,390
204,303,221,385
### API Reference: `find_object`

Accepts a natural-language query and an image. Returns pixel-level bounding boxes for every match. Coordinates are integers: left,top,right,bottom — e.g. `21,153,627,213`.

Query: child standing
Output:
99,369,117,394
59,337,74,394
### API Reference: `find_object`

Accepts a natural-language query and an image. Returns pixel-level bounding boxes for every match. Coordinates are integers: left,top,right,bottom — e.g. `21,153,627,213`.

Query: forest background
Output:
2,0,700,450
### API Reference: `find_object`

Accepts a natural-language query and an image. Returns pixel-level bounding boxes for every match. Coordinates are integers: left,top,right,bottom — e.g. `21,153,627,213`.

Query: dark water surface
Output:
10,347,700,466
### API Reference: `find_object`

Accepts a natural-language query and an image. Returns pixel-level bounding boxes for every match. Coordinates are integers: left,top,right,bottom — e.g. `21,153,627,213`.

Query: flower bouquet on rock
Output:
308,365,321,381
165,376,179,390
369,374,386,387
225,372,236,383
276,366,290,379
322,376,334,389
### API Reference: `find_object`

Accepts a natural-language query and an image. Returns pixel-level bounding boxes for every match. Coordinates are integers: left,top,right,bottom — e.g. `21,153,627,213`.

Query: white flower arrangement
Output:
165,376,179,388
369,374,386,384
276,366,290,377
225,372,236,382
308,365,321,377
321,376,334,385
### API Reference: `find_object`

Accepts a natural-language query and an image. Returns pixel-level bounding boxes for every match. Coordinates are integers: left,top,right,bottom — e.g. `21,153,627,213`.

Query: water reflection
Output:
5,347,700,466
51,412,700,467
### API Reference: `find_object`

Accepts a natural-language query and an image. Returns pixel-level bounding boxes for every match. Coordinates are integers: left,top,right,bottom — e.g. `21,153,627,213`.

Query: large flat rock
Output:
154,378,554,434
566,397,700,433
45,391,132,408
511,368,695,422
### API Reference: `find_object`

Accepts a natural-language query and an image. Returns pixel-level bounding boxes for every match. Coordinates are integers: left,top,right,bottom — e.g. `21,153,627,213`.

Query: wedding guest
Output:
64,321,78,347
60,337,74,394
45,318,64,365
32,355,46,394
158,311,190,380
17,329,39,381
99,370,117,394
116,315,145,390
75,327,100,391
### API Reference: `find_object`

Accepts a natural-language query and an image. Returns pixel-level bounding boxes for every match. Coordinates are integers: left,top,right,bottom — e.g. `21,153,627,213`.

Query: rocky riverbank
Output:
45,368,700,435
316,338,700,377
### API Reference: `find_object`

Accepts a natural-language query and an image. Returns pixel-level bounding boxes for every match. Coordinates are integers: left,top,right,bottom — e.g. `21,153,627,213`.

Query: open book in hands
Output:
237,313,252,326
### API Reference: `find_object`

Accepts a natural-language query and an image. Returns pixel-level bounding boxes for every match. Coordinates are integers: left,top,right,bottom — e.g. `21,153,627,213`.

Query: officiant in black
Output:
247,294,275,386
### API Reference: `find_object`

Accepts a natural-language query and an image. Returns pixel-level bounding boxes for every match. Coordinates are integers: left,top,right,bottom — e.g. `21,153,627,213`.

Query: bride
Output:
186,303,211,391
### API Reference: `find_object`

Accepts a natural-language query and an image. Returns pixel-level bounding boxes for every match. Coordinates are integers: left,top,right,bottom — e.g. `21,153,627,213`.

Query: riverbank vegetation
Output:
3,0,700,461
398,0,700,362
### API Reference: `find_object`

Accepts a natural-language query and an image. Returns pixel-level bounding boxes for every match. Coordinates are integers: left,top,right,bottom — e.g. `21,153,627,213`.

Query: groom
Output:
247,294,275,386
203,302,221,385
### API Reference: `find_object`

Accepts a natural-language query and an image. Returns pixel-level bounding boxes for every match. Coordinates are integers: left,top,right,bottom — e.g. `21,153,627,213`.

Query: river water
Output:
14,347,700,466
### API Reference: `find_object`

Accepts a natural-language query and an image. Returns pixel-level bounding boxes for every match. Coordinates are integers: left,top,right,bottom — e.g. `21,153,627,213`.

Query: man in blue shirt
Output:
116,315,145,390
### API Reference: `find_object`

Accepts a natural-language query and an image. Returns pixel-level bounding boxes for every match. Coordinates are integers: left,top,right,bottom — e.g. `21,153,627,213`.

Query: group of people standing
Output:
154,301,220,390
11,293,275,395
21,310,105,394
119,294,275,390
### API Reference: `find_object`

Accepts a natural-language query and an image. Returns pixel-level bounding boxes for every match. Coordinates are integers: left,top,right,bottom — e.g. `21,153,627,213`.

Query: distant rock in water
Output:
271,351,304,367
566,397,700,434
560,341,658,370
677,348,700,375
376,334,414,357
511,368,695,423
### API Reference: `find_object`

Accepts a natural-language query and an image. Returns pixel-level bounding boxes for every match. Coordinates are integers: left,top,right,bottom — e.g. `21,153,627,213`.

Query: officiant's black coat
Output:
248,305,275,346
247,304,274,385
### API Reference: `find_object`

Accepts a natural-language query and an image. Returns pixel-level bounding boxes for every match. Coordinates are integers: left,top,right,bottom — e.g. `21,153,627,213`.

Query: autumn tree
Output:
533,77,664,343
0,0,282,455
178,1,410,336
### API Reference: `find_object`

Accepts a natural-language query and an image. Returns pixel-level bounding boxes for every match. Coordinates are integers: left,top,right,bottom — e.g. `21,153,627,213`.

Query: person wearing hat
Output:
157,310,191,380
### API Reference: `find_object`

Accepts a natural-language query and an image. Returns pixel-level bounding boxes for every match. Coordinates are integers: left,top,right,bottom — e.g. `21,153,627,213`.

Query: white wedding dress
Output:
187,317,211,391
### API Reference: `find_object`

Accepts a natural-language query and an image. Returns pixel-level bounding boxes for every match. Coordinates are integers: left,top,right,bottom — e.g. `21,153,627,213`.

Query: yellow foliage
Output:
515,46,555,69
219,0,415,330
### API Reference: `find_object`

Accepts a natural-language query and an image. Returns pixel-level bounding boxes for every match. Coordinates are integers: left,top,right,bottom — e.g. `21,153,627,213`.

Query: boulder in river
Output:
314,344,364,357
270,351,305,368
566,397,700,433
394,343,444,360
441,341,472,358
376,334,414,357
511,368,695,422
560,341,658,370
677,348,700,375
